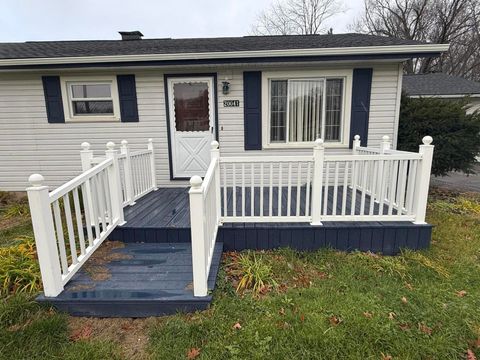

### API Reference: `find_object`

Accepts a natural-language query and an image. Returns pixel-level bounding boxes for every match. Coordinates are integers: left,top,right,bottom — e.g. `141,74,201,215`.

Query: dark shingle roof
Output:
0,33,425,60
403,73,480,96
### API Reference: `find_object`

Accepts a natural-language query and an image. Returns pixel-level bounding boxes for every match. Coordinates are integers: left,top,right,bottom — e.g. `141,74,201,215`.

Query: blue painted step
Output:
37,242,223,317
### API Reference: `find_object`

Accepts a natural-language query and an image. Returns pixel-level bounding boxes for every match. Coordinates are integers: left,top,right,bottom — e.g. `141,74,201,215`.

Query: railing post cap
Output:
190,175,203,188
106,141,116,150
121,139,128,146
382,135,390,142
422,136,433,145
211,140,219,149
28,173,45,187
148,138,153,143
314,138,324,148
81,142,91,150
354,134,360,141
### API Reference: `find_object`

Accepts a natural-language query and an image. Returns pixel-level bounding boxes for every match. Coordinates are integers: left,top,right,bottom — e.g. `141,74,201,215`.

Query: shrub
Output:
3,203,30,219
0,236,41,296
398,94,480,176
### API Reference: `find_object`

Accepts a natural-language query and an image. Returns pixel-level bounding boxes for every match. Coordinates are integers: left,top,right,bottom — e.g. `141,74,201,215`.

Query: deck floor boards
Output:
123,186,396,229
38,242,224,317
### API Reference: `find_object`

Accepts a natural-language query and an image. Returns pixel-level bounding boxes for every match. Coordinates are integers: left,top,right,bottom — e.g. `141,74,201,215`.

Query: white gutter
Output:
0,43,450,66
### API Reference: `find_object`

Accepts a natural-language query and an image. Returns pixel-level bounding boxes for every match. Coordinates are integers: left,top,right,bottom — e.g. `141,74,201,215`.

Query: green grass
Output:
0,189,479,359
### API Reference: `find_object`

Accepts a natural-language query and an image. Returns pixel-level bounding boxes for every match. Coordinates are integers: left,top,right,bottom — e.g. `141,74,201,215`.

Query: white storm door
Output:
167,77,216,178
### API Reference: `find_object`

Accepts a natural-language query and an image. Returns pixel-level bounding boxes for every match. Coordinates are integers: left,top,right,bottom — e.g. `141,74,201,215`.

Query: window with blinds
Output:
269,77,344,144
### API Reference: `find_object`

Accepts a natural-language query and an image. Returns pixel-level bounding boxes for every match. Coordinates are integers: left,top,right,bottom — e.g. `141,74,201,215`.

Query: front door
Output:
167,76,216,179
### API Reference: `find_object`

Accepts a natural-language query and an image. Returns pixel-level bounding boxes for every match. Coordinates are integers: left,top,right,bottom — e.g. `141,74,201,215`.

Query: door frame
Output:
164,73,219,180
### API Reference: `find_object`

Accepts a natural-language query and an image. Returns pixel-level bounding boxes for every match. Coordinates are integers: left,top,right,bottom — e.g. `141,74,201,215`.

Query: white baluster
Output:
211,141,221,225
80,142,95,225
148,139,158,191
121,140,135,205
413,136,434,224
311,139,324,225
27,174,64,297
189,175,208,297
105,142,126,225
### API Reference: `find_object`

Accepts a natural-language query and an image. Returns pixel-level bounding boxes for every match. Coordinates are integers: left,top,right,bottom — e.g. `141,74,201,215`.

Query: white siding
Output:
0,62,402,191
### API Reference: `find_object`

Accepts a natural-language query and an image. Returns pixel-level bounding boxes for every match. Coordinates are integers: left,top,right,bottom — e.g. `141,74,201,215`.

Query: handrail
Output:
28,139,157,298
49,158,113,202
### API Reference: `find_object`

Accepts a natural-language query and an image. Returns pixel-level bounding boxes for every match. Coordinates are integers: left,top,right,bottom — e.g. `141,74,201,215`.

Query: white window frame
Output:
262,69,353,149
60,76,121,122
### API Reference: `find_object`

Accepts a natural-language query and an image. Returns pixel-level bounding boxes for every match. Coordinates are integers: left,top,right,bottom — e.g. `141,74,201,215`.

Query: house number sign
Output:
223,100,240,107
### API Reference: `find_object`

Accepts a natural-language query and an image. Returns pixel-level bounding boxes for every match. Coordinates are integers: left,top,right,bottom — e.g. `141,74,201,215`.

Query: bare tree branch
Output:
251,0,345,35
351,0,480,80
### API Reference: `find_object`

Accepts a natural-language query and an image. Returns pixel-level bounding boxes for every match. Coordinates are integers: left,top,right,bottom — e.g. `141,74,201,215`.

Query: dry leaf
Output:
381,353,393,360
405,283,414,290
363,311,373,319
232,322,242,330
300,314,305,322
69,325,93,342
466,349,477,360
401,296,408,304
187,347,201,359
474,338,480,349
419,323,432,335
456,290,467,297
279,307,286,316
388,312,396,320
399,323,411,331
329,315,341,326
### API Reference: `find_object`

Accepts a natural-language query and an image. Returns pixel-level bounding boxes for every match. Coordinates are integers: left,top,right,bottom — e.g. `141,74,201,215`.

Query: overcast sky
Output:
0,0,364,42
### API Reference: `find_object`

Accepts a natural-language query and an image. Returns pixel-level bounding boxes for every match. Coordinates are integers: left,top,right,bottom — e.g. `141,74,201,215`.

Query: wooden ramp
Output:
37,242,223,317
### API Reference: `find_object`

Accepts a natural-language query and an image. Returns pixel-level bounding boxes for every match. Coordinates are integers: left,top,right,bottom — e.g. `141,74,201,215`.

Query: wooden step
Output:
37,242,223,317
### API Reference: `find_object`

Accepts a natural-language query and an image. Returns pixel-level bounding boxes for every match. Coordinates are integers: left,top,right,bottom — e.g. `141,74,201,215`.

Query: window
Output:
61,77,120,121
269,77,345,144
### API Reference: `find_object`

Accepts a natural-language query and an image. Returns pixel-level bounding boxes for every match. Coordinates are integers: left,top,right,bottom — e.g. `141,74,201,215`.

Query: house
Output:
1,32,447,317
403,72,480,113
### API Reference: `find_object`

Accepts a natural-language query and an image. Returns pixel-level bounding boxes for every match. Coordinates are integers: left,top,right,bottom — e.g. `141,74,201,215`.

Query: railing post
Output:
80,142,95,225
121,140,135,205
352,134,361,154
105,142,126,225
413,136,434,224
311,139,324,225
189,175,208,297
380,135,391,154
147,138,158,191
26,174,64,297
210,140,222,225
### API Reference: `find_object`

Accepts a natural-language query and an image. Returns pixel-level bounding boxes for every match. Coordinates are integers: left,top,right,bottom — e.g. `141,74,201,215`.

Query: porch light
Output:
222,80,230,94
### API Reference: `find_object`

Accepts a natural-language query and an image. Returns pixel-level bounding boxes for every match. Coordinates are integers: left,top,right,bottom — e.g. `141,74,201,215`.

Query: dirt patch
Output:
0,215,27,231
83,241,133,282
68,316,153,360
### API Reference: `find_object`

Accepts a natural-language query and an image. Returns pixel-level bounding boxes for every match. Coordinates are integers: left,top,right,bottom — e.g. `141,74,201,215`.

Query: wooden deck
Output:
37,242,223,317
109,187,431,256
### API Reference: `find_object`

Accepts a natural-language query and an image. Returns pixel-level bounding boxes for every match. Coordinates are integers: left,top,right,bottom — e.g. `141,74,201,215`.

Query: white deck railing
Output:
188,142,222,297
27,140,157,297
189,134,434,296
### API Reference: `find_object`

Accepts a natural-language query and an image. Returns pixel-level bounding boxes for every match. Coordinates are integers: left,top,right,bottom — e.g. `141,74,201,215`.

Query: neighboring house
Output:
0,32,446,190
3,32,448,317
403,72,480,113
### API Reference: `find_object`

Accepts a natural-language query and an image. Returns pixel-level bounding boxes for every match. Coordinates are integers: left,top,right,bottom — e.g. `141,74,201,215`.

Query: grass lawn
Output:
0,188,479,359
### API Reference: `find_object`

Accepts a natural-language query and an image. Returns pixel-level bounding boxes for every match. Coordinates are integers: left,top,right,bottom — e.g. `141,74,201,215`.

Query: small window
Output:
62,79,120,121
268,77,345,144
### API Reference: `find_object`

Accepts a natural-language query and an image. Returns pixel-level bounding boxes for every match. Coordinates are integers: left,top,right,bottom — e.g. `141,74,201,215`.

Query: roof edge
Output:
0,43,449,67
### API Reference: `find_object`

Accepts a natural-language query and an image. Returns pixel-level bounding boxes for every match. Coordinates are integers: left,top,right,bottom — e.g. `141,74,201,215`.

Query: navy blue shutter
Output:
117,75,139,122
42,76,65,123
349,68,373,148
243,71,262,150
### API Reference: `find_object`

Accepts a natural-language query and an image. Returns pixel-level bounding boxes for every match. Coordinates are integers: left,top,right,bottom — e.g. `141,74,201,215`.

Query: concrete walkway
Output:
430,164,480,192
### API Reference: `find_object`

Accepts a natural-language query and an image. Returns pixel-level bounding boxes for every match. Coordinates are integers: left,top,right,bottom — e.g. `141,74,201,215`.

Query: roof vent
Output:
119,31,144,41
